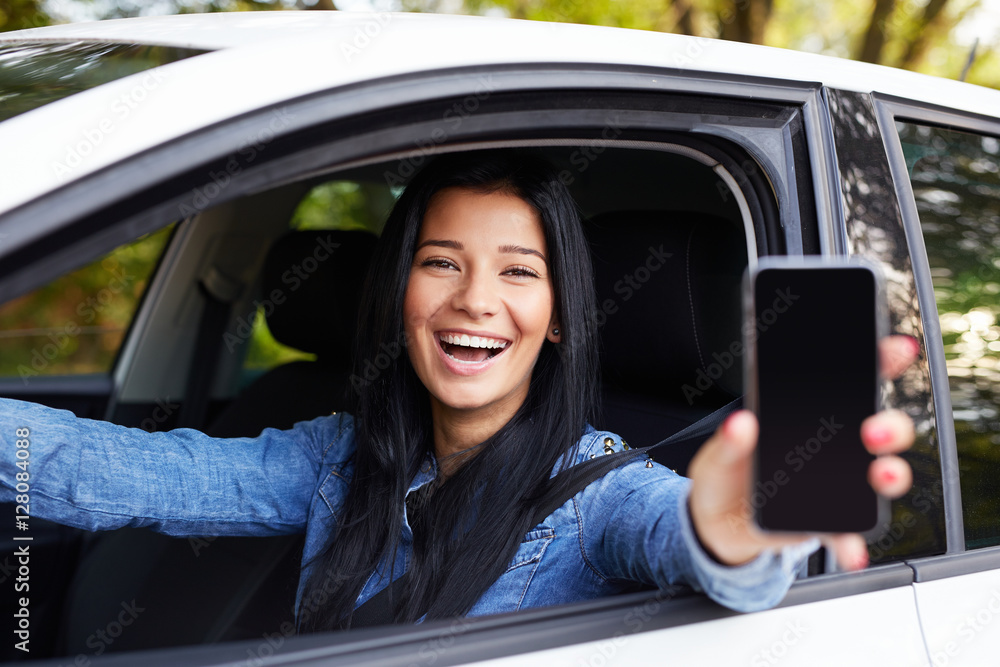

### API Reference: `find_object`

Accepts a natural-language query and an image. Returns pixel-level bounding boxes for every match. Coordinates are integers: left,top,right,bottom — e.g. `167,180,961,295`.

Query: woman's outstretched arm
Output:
582,335,919,611
0,398,355,537
579,455,816,612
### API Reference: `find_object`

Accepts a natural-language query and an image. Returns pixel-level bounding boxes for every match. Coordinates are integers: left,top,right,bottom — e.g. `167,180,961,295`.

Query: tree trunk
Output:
717,0,773,44
671,0,696,36
896,0,951,69
856,0,896,63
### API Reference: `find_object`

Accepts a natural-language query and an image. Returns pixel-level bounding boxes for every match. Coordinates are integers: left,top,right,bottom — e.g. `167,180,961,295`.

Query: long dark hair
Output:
298,150,600,631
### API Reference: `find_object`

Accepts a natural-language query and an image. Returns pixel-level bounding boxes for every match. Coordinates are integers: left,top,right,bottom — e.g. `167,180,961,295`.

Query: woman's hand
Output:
686,334,920,570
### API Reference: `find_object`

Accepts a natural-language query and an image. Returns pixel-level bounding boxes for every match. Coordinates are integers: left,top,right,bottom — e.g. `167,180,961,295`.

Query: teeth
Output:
439,333,508,349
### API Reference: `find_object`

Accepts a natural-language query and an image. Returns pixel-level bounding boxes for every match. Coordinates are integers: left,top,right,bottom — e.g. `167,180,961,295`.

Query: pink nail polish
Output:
866,426,893,448
880,469,898,484
907,336,920,357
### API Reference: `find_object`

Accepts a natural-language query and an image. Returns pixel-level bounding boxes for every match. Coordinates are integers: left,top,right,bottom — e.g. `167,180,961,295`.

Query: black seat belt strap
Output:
178,267,243,429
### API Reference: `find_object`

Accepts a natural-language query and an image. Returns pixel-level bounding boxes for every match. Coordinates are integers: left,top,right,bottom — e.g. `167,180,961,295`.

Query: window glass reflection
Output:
898,122,1000,549
0,41,207,123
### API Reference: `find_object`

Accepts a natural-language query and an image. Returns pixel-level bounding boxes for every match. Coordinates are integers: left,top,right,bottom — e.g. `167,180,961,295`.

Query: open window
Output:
0,72,831,664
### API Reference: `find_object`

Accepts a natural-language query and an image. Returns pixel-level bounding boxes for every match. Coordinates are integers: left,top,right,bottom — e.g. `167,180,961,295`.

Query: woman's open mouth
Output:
437,332,509,364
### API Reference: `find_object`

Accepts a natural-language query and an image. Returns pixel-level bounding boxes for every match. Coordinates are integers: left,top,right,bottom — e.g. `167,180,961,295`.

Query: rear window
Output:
0,41,207,123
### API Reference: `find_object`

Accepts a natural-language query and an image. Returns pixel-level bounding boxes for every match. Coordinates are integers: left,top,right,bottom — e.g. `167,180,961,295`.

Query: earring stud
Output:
552,328,560,336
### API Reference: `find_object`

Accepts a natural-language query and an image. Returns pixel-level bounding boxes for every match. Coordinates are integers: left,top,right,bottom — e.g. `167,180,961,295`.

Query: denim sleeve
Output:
0,397,354,537
584,457,819,612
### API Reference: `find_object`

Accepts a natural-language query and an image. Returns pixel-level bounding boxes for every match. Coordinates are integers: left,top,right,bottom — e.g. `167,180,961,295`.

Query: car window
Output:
0,225,173,383
897,122,1000,550
0,41,207,123
239,180,396,385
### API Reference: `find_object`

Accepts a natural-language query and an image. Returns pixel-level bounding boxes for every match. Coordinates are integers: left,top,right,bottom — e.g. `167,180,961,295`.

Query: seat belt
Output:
178,266,243,429
349,395,743,628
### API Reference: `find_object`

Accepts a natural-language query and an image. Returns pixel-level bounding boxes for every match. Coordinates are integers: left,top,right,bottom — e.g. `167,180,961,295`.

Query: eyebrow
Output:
416,240,548,264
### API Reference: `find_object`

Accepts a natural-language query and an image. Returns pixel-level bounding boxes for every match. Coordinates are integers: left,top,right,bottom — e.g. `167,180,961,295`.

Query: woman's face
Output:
403,186,560,421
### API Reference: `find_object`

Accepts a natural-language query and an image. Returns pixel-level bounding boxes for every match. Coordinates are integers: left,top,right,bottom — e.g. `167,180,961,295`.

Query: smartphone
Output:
744,257,888,534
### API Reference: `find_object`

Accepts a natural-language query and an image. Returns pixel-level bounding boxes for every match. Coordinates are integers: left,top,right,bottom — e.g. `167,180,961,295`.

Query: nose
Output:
451,266,499,319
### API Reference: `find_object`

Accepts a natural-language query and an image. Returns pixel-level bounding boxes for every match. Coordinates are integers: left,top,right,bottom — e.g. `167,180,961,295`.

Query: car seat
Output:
57,229,378,654
584,210,749,476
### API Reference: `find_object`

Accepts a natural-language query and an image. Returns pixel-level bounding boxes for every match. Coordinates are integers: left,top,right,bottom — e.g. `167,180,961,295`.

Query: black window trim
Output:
0,63,832,301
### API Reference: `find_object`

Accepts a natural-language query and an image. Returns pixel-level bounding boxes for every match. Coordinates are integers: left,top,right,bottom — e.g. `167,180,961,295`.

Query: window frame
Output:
876,93,1000,571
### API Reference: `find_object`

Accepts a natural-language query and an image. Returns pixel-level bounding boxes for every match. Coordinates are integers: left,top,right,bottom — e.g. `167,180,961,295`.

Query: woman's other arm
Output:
0,398,354,536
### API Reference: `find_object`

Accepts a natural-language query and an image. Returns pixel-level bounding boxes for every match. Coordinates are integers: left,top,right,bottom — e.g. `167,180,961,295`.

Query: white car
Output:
0,11,998,666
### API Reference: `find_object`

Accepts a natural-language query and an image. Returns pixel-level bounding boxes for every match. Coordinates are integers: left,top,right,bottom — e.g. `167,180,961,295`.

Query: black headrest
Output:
586,211,748,407
261,229,378,368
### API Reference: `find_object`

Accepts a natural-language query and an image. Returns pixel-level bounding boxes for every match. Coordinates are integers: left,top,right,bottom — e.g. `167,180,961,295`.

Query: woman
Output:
0,151,916,633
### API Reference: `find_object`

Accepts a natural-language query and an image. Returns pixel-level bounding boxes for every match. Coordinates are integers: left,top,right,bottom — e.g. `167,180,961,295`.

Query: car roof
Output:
1,11,998,219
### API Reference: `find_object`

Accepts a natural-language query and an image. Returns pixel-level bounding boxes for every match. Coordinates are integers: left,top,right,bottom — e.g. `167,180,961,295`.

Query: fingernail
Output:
855,552,869,571
907,336,920,357
880,469,898,484
722,411,742,440
866,425,893,448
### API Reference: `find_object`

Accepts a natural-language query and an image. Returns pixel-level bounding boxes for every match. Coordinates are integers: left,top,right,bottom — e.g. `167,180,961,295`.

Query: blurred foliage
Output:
290,181,371,232
1,0,997,88
899,122,1000,549
0,0,50,32
0,225,173,380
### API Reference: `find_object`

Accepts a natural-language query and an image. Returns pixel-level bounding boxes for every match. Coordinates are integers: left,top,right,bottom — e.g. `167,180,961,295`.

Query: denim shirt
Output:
0,398,818,621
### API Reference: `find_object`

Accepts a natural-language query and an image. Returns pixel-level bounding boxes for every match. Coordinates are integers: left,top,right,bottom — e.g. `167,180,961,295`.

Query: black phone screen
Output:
751,264,879,533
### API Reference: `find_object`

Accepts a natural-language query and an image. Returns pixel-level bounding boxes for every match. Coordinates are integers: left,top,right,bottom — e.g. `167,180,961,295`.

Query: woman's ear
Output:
547,321,562,344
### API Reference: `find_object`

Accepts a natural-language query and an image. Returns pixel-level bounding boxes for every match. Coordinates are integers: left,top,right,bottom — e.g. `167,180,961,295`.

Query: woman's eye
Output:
504,265,541,278
421,258,457,270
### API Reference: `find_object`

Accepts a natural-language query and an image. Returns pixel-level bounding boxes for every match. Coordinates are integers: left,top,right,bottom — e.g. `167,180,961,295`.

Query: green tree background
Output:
2,0,998,87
